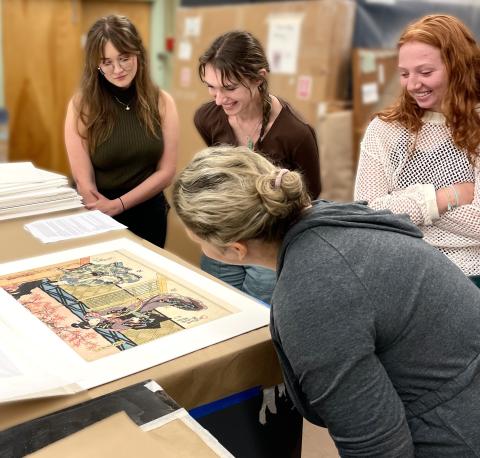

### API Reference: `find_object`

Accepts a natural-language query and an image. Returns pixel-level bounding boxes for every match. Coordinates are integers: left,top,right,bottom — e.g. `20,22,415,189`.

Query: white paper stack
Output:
24,210,127,243
0,162,83,220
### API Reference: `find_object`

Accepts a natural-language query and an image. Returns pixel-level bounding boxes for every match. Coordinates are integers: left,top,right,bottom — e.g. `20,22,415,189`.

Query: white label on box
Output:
184,16,202,37
178,40,192,61
362,82,379,105
360,51,376,74
267,13,303,75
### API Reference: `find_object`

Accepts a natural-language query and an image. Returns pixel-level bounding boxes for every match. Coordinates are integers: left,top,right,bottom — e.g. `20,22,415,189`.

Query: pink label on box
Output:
297,75,313,100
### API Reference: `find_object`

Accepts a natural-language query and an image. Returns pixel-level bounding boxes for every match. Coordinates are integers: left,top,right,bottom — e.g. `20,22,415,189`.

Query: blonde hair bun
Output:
173,146,311,246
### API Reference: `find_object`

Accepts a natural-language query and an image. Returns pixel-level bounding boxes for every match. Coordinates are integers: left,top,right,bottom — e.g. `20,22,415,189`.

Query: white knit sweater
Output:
355,111,480,276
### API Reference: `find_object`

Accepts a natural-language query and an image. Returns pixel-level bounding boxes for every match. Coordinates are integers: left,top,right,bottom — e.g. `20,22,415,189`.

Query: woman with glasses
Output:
65,14,179,248
194,31,321,304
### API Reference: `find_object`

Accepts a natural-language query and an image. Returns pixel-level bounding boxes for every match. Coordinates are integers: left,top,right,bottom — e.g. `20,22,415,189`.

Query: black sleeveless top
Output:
92,82,163,196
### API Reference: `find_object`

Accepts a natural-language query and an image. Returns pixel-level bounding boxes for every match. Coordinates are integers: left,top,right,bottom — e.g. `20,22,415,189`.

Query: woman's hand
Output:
436,182,475,214
85,190,124,216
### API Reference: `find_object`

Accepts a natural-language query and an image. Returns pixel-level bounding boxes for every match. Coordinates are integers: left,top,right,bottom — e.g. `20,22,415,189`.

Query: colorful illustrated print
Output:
0,250,235,361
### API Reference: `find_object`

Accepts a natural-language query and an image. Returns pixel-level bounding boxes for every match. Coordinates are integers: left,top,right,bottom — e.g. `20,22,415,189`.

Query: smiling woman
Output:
398,41,447,113
192,30,321,304
354,14,480,283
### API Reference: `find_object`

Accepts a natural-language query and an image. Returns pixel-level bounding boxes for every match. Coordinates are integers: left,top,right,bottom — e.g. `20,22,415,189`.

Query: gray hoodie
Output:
271,200,480,457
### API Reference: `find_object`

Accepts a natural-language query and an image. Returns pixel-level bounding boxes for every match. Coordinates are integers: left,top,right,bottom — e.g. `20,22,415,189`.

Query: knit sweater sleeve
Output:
434,165,480,242
273,234,414,457
354,118,439,226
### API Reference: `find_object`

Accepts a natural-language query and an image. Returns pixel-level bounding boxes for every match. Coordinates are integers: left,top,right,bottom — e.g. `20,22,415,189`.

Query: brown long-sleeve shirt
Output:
194,99,321,198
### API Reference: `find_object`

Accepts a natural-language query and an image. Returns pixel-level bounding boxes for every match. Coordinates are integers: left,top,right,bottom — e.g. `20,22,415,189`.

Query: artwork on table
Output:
1,249,233,362
0,239,269,402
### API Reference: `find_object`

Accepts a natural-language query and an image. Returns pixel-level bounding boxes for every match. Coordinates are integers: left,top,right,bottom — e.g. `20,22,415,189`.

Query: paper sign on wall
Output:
266,14,303,75
362,82,379,105
296,75,312,100
184,16,202,37
360,50,376,74
178,40,192,61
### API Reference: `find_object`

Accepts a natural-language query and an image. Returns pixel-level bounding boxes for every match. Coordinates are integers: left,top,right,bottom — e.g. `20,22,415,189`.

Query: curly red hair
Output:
378,14,480,164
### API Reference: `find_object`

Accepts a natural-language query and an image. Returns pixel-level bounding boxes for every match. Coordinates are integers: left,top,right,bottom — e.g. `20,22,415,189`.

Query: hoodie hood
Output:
278,200,423,272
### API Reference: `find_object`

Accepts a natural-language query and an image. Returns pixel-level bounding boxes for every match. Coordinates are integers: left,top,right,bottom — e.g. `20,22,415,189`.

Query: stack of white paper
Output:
25,210,127,243
0,162,83,220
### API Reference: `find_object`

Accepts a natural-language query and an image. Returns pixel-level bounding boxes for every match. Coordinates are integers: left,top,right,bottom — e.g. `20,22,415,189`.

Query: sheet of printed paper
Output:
266,13,303,75
24,210,127,243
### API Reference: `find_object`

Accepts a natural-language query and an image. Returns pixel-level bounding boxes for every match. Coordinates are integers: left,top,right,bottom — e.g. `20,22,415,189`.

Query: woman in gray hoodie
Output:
173,145,480,458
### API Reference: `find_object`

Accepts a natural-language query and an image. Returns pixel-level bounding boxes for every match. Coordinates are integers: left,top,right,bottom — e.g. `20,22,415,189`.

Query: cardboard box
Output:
317,109,354,203
352,48,400,163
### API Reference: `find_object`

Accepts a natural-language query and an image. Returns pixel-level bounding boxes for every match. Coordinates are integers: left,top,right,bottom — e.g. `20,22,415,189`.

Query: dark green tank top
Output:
92,99,163,196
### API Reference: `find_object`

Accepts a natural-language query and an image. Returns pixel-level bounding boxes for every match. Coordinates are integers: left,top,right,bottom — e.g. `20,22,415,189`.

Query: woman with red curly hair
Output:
355,14,480,285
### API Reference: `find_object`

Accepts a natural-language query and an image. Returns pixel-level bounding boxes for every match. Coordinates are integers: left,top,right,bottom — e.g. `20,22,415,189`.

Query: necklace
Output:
247,135,256,150
114,96,132,111
235,116,262,150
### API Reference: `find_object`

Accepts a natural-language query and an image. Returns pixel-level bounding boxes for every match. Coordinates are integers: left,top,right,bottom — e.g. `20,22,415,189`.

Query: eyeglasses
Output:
98,54,135,75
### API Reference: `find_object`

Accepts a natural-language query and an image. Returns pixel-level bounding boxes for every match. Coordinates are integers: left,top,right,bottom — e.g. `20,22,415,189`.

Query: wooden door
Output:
3,0,83,173
3,0,151,175
82,1,151,46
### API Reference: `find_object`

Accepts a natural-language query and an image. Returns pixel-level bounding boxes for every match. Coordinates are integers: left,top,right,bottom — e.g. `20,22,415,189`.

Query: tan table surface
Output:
0,209,282,430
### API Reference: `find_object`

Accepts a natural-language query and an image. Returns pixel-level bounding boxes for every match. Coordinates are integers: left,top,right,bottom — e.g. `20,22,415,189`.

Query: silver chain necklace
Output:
114,96,132,111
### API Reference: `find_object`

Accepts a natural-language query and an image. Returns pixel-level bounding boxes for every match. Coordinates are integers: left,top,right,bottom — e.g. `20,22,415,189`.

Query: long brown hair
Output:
379,14,480,164
76,15,162,153
198,31,272,144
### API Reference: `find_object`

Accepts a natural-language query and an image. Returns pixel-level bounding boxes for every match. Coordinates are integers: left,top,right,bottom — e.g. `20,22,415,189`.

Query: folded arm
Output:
65,91,179,216
354,122,475,229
